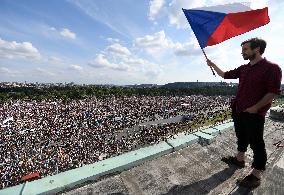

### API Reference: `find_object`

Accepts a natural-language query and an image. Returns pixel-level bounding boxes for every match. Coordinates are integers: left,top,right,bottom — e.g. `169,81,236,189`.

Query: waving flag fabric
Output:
183,2,270,48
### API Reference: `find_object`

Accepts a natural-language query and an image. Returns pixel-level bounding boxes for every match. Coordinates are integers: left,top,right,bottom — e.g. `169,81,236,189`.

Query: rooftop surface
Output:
60,118,284,195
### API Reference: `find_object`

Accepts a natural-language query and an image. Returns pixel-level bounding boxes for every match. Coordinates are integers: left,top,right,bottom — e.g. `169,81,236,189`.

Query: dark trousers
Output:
232,110,267,170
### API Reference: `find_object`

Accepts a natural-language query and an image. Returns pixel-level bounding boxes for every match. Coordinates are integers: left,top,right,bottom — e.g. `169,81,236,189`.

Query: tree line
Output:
0,85,238,102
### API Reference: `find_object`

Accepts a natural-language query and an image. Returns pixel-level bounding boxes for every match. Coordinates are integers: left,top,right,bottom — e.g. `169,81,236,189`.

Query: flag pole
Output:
201,48,216,76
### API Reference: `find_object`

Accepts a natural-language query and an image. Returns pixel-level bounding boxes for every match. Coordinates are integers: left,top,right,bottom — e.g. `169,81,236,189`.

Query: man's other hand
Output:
244,106,258,113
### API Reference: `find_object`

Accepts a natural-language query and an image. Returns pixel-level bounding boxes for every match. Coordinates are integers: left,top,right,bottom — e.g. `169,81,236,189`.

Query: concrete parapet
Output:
213,121,234,133
201,127,221,136
166,132,199,151
193,131,216,146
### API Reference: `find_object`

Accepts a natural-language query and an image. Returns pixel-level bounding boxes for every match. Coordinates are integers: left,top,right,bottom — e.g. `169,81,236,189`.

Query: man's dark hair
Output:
241,38,266,55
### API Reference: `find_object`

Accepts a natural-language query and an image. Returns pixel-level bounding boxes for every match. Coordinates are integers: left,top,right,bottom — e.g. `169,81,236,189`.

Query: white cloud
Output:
113,63,130,71
123,58,145,66
124,56,161,72
167,0,206,29
0,67,13,74
173,42,200,56
48,27,77,40
0,38,41,60
88,42,163,78
148,0,207,28
34,67,56,77
0,67,11,74
88,54,112,68
148,0,165,20
141,60,163,78
106,43,131,57
134,31,173,54
106,38,120,43
0,67,19,77
60,28,76,40
119,55,163,79
88,43,141,72
144,68,162,78
134,30,202,57
70,64,83,71
46,56,64,65
88,54,129,71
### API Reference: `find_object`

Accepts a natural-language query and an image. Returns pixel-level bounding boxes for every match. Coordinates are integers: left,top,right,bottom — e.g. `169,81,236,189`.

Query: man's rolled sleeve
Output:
224,66,242,79
266,65,282,95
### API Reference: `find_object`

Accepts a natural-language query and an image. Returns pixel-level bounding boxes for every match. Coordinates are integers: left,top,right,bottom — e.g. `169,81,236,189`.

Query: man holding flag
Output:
183,1,282,188
207,37,282,188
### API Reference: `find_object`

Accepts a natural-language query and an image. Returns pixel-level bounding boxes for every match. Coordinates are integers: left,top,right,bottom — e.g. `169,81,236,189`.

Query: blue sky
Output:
0,0,283,85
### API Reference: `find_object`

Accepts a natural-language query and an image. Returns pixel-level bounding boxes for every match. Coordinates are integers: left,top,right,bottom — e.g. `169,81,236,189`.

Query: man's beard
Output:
243,53,256,60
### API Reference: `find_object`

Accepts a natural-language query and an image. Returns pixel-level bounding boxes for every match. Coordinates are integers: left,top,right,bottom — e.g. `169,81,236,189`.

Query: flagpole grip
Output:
202,48,216,76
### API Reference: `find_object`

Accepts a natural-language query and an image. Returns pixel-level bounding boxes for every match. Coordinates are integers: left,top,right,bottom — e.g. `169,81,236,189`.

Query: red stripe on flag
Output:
206,7,270,47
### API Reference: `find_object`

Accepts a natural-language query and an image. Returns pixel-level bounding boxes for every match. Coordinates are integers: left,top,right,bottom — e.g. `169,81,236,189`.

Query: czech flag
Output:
183,2,270,48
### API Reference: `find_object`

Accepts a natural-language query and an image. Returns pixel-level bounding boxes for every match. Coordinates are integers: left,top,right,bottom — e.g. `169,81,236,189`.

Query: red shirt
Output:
224,58,282,117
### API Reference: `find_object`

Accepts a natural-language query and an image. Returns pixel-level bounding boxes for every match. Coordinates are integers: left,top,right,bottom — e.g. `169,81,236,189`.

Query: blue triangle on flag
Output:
183,9,226,48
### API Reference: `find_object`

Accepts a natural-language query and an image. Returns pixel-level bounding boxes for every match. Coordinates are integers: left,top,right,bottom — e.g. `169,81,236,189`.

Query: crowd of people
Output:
0,95,231,189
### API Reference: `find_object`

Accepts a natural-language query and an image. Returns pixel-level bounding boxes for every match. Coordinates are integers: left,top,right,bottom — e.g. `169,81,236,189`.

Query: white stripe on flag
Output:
190,2,251,14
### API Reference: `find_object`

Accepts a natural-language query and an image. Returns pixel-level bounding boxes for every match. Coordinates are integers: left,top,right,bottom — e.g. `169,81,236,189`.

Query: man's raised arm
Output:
206,59,225,78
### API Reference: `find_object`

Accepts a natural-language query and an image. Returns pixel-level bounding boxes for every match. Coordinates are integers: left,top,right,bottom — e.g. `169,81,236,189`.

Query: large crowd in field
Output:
0,95,231,189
